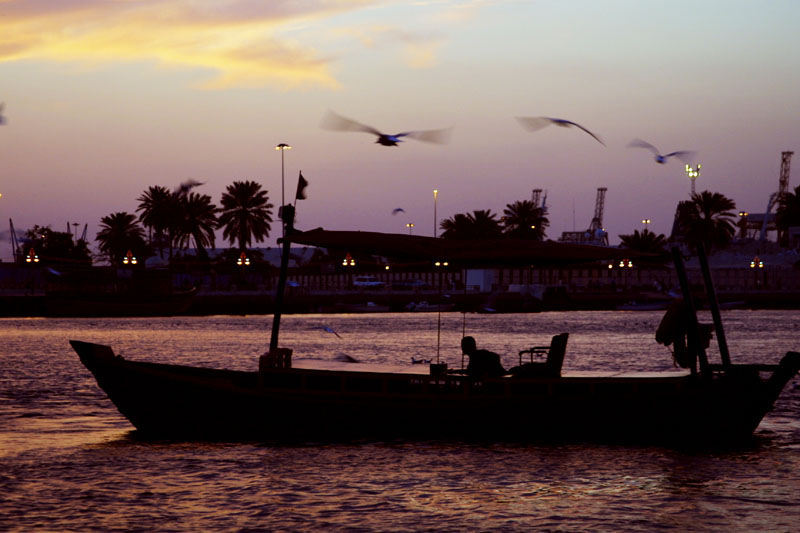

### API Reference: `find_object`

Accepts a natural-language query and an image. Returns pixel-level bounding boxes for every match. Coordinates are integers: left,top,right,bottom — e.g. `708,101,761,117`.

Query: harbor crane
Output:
739,152,793,241
759,151,793,242
559,187,609,246
531,188,548,214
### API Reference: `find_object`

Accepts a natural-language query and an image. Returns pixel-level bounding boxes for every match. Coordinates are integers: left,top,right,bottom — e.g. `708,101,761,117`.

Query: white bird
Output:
321,110,452,146
628,139,696,164
516,116,605,146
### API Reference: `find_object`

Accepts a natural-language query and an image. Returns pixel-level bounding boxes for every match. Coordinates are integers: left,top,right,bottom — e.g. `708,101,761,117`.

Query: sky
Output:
1,0,799,262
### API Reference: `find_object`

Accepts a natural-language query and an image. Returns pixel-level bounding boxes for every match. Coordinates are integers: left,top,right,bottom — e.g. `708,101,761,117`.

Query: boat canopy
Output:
285,228,657,267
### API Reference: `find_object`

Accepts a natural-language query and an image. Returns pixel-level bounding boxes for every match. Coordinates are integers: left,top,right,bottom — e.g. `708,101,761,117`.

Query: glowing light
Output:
122,249,136,265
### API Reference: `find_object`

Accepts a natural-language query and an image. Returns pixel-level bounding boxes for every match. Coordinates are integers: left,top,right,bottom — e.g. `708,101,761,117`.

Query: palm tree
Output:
218,180,274,251
439,213,472,240
173,192,218,259
502,200,549,240
137,185,178,259
673,190,737,253
440,210,502,240
776,185,800,247
96,212,147,264
619,228,667,253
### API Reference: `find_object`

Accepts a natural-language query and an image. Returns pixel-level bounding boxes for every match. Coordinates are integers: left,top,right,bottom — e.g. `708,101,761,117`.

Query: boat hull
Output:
70,340,800,444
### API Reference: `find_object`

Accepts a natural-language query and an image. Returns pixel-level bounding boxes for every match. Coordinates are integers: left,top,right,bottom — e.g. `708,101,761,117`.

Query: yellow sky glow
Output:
0,0,371,88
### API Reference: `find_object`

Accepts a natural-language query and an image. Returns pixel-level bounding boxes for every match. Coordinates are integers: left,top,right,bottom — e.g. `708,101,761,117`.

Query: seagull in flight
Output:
321,110,452,147
175,179,204,196
391,208,405,215
627,139,696,164
516,116,605,146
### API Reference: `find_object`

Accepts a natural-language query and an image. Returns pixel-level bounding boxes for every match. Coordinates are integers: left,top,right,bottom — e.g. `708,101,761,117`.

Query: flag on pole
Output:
295,171,308,200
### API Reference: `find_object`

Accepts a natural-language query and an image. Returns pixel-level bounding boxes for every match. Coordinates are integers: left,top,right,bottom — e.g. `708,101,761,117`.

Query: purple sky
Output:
1,1,799,261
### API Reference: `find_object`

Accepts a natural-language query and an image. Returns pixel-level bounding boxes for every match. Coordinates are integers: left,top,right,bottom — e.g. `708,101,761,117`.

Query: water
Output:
1,311,799,531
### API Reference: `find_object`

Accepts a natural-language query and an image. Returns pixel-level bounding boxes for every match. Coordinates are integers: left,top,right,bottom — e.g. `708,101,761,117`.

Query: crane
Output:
559,187,609,245
758,151,793,242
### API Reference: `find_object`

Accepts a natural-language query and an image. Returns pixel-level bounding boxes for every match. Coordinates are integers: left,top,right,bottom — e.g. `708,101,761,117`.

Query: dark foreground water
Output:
1,311,799,531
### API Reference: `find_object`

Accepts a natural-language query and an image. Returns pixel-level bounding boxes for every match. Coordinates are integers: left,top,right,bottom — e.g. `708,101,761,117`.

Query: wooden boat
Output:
71,205,800,443
70,337,800,443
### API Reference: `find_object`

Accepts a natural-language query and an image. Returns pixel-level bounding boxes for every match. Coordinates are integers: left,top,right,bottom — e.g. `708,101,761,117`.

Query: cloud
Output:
0,0,374,89
336,25,445,68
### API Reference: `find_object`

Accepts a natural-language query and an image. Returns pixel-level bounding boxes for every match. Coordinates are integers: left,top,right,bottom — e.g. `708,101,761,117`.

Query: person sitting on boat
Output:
461,336,506,378
656,299,714,370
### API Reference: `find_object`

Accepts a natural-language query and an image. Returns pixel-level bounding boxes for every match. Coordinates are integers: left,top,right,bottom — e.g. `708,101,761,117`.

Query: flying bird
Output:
175,179,204,196
321,326,342,338
391,208,405,215
321,110,452,147
516,116,605,146
627,139,696,164
0,103,6,125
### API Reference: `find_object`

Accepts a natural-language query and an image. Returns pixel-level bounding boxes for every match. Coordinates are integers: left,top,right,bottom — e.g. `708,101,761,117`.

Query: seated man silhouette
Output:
461,336,506,378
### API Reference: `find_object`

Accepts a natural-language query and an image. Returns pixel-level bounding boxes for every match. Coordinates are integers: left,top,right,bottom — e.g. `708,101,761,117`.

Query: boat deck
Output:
291,359,691,379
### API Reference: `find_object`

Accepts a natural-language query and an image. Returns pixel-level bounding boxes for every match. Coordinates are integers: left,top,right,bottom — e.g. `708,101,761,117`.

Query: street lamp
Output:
641,218,651,231
433,189,438,238
406,222,415,235
275,143,291,208
685,164,701,195
236,251,250,266
122,250,137,265
738,211,749,239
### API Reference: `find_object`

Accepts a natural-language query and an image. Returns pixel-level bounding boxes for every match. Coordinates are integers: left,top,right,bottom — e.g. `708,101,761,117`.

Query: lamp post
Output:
641,218,651,231
685,163,701,195
122,249,137,266
433,189,438,238
738,211,749,239
275,143,291,207
275,143,291,241
406,222,415,235
343,253,355,288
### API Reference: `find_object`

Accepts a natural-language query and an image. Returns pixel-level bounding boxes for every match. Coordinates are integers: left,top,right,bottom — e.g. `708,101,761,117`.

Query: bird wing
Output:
392,208,405,215
556,119,605,146
517,116,604,145
320,110,383,136
664,150,697,163
0,103,5,125
628,138,660,155
402,127,452,144
515,116,554,132
175,179,205,195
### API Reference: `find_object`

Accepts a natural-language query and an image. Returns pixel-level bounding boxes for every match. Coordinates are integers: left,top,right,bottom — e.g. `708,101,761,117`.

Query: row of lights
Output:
609,259,634,269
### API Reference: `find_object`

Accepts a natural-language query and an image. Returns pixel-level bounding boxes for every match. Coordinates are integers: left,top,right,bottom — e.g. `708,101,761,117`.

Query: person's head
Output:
461,336,477,354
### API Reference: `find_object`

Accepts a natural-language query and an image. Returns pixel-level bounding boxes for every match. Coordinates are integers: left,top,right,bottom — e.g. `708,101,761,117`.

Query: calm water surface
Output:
1,311,799,531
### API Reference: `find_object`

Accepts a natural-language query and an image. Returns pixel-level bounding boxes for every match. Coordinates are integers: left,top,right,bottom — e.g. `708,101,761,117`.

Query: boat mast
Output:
696,243,732,369
270,204,294,352
671,247,710,376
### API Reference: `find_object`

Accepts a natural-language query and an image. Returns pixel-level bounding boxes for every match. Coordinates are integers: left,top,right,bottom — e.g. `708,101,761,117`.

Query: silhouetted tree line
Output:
18,184,800,267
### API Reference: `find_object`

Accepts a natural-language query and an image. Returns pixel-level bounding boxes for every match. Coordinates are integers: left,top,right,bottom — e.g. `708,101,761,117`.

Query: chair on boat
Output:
510,333,569,378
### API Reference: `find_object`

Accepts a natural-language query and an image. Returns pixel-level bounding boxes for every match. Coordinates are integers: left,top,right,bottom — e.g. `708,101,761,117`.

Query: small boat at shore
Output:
71,205,800,444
